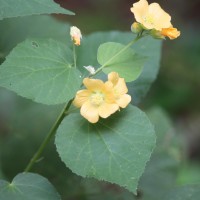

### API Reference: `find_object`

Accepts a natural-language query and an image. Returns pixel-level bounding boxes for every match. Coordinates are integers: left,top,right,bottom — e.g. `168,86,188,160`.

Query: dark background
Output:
0,0,200,199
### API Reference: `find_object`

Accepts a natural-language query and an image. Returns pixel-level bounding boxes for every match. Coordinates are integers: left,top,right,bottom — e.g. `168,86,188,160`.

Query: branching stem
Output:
24,33,144,172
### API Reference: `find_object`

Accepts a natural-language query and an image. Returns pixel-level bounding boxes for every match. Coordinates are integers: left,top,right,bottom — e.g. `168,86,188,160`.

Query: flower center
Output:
143,14,155,26
90,92,104,106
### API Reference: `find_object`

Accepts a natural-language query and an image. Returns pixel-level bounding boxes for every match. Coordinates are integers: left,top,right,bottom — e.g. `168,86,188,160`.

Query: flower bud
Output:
131,22,143,34
70,26,82,46
83,66,96,75
161,27,180,40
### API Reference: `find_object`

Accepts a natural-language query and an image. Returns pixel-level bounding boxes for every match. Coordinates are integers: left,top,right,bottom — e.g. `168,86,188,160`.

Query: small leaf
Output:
0,173,61,200
0,0,74,20
55,105,156,193
77,32,162,103
97,42,146,82
0,39,82,105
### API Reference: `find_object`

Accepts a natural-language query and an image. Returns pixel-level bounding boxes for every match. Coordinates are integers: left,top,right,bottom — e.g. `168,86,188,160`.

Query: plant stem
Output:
24,99,73,172
73,44,77,68
24,34,144,172
92,34,143,77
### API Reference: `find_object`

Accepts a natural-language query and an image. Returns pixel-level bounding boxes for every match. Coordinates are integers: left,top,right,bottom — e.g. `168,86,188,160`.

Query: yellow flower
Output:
70,26,82,46
73,77,119,123
108,72,131,108
161,27,181,40
130,0,171,31
73,72,132,123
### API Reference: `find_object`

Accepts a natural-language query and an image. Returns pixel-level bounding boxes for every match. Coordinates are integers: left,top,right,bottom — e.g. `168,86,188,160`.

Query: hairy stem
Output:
24,99,73,172
73,44,77,68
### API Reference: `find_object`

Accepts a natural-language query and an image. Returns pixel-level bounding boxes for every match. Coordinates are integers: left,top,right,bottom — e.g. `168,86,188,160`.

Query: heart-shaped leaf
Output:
0,173,61,200
55,105,156,193
77,32,162,103
0,39,82,105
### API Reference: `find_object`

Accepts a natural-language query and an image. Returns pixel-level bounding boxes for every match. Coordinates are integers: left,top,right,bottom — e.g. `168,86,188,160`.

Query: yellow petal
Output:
116,94,131,108
115,78,128,95
98,103,119,118
83,78,105,91
73,89,91,108
130,0,149,24
104,81,114,90
161,27,180,39
131,0,172,31
103,81,116,104
149,3,171,30
80,101,99,123
108,72,119,86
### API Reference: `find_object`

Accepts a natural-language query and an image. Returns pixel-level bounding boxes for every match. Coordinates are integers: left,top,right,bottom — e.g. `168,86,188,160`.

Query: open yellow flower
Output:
130,0,180,39
73,77,119,123
70,26,82,46
108,72,131,108
161,27,181,40
130,0,172,31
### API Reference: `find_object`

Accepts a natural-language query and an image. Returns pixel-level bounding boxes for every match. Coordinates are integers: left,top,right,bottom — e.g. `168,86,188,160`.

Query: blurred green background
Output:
0,0,200,199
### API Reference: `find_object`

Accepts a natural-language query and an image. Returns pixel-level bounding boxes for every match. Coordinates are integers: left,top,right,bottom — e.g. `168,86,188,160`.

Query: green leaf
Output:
0,39,82,105
138,153,179,200
0,0,74,20
97,42,146,82
147,107,176,151
77,32,162,103
162,185,200,200
146,107,182,161
0,16,71,58
55,105,156,193
137,107,180,200
0,173,61,200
